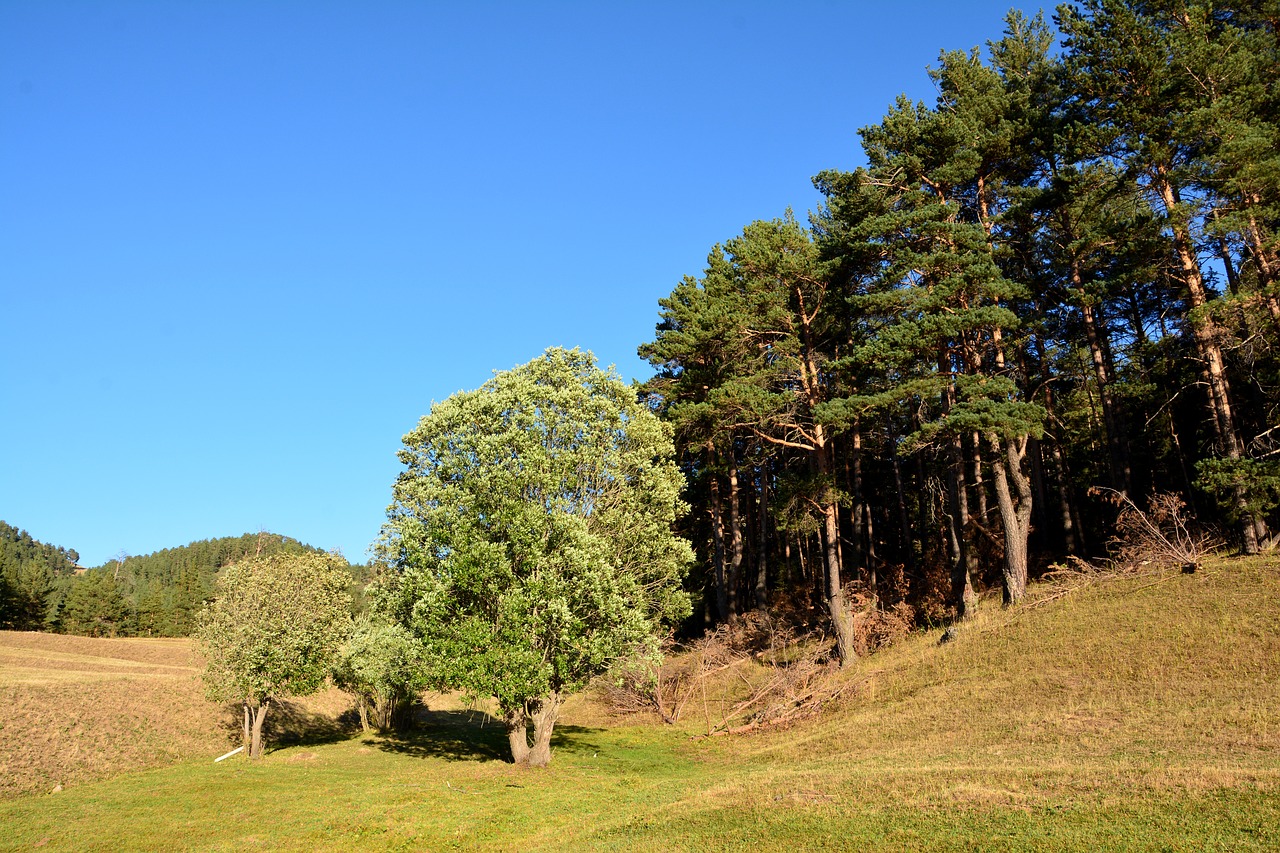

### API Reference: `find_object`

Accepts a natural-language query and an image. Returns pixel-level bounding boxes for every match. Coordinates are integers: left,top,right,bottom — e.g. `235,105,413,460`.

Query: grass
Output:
0,631,349,799
2,555,1278,850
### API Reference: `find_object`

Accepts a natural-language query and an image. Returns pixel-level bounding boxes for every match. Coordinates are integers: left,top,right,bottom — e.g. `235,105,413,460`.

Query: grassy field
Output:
0,631,349,800
1,556,1278,850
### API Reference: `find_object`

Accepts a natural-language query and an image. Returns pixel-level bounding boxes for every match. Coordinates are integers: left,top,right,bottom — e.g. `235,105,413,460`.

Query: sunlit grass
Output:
2,556,1277,851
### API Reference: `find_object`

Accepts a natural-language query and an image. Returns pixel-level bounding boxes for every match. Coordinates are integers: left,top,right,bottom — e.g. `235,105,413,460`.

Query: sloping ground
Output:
0,556,1276,851
0,632,351,799
616,555,1280,848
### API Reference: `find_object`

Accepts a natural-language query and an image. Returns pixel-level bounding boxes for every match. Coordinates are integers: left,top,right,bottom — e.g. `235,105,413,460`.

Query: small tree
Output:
331,616,430,733
195,552,352,759
378,347,693,766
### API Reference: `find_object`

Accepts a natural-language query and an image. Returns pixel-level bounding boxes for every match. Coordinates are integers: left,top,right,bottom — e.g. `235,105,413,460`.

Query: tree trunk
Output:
249,699,269,759
1026,435,1049,552
505,707,530,765
727,454,743,619
989,435,1033,605
708,466,729,621
864,503,877,594
1079,293,1131,494
821,494,855,665
1050,440,1081,555
1245,211,1280,326
947,449,976,620
790,287,854,665
755,467,769,609
524,694,562,768
970,432,989,523
890,444,915,572
940,350,976,620
242,702,251,755
1154,171,1258,553
374,691,404,732
849,426,867,577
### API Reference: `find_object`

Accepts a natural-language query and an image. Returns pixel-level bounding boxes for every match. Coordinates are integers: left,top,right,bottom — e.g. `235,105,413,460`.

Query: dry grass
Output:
0,631,353,800
731,554,1280,784
1,556,1278,850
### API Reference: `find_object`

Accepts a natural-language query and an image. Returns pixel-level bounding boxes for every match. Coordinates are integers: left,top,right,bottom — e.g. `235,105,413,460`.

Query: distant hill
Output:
74,532,344,637
1,525,367,637
0,521,81,631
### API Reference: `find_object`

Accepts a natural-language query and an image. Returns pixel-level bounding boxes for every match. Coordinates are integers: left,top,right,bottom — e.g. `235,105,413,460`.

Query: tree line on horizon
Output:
639,1,1280,655
0,525,364,637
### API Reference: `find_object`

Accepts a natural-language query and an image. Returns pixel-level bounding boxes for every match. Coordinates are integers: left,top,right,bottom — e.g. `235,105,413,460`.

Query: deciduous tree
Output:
194,552,352,759
377,348,692,767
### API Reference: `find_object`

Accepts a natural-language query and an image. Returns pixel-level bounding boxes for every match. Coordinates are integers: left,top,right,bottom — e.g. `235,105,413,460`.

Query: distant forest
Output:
638,3,1280,644
5,2,1279,647
0,524,365,637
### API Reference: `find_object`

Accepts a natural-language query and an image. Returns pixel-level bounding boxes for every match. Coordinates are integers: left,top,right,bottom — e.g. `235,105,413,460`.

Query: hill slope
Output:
1,556,1277,850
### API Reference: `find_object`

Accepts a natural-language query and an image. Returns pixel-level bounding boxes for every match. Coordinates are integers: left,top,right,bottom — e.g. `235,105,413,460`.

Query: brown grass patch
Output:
0,631,356,800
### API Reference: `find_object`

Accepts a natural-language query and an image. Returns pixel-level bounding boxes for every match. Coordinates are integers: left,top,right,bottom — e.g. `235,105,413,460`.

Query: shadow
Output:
370,708,607,764
547,724,607,758
266,699,354,749
215,699,357,754
371,708,509,761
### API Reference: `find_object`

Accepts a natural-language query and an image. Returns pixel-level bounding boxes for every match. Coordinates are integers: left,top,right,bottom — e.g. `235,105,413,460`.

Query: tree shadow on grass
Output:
371,708,606,763
268,699,354,750
217,699,356,754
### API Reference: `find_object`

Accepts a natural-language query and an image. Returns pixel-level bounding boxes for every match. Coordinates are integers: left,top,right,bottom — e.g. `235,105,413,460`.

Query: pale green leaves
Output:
195,552,353,705
377,347,693,713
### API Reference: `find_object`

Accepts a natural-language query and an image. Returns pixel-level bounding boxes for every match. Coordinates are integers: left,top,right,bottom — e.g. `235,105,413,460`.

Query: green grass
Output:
3,556,1278,851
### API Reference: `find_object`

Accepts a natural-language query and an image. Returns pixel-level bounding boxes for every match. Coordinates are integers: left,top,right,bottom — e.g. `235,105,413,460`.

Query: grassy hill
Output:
1,556,1277,850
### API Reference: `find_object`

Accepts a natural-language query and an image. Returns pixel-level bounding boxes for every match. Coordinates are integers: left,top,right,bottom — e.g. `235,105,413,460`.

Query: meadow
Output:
1,556,1278,851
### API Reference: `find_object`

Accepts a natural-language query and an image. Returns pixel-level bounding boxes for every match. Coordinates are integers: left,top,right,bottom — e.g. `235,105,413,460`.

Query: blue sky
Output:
2,0,1040,566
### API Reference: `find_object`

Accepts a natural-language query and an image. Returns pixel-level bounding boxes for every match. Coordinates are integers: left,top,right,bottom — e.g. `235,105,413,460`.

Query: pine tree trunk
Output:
891,446,915,572
850,426,867,577
948,450,976,620
1050,440,1081,555
1078,292,1131,493
815,429,855,665
970,432,989,523
821,496,855,665
1245,211,1280,326
727,455,743,619
864,503,878,592
755,467,769,609
940,350,976,620
989,435,1033,605
1026,435,1049,551
708,466,729,621
791,289,854,664
1155,172,1259,553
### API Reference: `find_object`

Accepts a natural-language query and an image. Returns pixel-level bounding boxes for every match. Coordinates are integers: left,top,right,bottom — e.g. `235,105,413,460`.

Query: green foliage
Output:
100,532,332,637
1197,457,1280,524
331,616,430,732
195,551,353,706
0,521,79,631
60,570,132,638
377,347,693,716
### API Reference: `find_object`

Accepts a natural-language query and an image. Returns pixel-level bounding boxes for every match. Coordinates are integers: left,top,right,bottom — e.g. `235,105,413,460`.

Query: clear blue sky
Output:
2,0,1041,566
